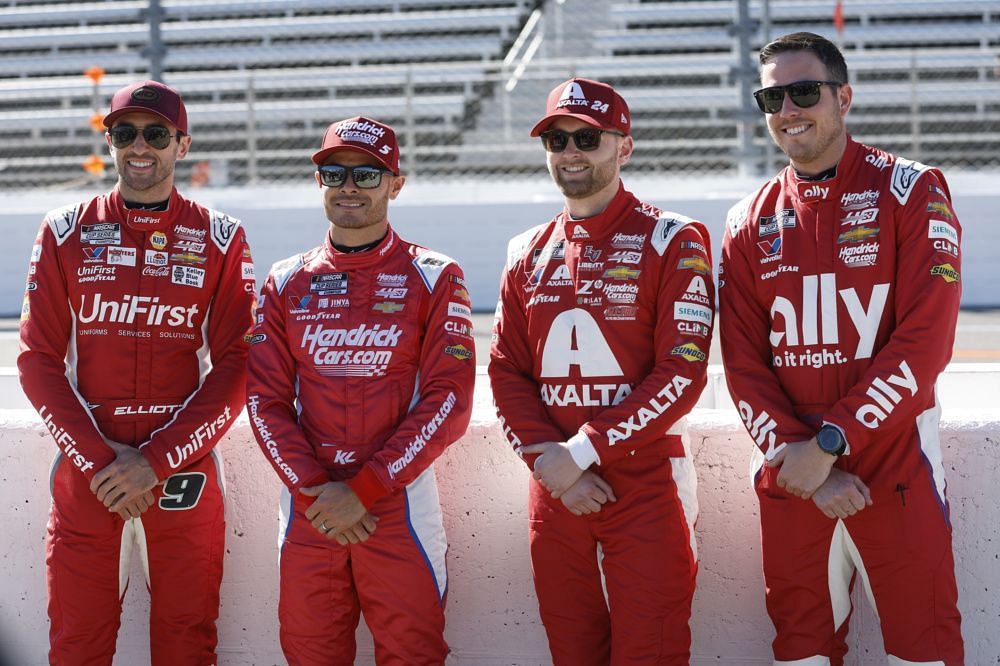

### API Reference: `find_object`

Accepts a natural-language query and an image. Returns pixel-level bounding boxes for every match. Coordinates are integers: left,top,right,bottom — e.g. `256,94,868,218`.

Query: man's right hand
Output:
811,468,873,519
332,512,379,546
115,490,156,520
560,471,617,516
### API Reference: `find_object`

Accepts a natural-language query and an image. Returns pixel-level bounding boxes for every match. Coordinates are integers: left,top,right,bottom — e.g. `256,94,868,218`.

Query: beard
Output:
549,153,619,200
772,113,845,167
323,192,389,231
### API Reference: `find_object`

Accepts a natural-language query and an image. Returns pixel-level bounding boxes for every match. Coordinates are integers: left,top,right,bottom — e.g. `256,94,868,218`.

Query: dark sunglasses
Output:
317,164,392,189
539,128,623,153
108,124,180,150
753,80,843,114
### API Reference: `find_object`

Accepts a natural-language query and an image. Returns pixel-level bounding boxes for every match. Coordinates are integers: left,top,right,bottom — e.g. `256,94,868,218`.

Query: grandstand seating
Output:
0,0,995,188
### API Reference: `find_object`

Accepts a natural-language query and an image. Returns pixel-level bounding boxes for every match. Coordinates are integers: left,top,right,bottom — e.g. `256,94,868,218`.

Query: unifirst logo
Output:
165,406,232,469
39,405,95,472
78,293,198,328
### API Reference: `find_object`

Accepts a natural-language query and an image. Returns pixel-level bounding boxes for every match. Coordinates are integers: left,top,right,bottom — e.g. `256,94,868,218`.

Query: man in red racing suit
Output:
246,116,474,665
719,33,964,665
489,78,712,664
18,80,255,664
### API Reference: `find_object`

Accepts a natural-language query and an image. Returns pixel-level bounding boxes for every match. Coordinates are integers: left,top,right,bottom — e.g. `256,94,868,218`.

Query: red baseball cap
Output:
103,80,188,134
530,78,631,137
311,116,400,174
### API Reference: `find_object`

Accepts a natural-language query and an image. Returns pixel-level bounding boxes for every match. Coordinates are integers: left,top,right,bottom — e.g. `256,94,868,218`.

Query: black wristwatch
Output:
816,425,847,457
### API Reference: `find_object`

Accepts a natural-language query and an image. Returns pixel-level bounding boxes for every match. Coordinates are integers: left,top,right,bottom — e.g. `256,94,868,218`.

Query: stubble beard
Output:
551,155,618,200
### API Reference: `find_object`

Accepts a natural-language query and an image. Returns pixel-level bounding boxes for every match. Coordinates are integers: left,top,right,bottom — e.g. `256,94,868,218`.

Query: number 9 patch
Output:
158,472,207,510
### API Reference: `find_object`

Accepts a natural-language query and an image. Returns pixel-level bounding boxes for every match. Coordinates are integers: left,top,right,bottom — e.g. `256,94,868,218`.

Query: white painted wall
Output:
1,172,997,316
1,374,997,665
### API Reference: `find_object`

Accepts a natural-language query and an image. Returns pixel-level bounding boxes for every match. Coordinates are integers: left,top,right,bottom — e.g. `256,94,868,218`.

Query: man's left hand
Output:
90,442,159,513
520,441,585,499
769,437,837,499
299,482,367,537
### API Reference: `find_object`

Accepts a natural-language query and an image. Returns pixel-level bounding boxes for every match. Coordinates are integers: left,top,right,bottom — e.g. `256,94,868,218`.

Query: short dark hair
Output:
759,32,849,84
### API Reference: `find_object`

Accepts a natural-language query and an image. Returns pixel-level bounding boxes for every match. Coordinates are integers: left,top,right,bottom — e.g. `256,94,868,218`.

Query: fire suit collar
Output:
323,225,398,266
112,186,182,231
789,136,861,204
560,182,639,243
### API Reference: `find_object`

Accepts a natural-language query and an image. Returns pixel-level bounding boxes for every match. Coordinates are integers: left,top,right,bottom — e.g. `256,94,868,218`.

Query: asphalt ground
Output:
2,310,999,367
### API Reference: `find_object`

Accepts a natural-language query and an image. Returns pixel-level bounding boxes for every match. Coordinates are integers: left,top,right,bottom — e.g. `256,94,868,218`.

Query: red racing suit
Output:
18,186,255,665
246,227,474,666
719,138,963,665
489,183,712,665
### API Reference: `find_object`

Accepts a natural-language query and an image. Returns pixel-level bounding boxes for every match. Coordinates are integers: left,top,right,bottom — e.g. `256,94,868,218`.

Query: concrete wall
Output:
1,172,998,316
1,373,997,665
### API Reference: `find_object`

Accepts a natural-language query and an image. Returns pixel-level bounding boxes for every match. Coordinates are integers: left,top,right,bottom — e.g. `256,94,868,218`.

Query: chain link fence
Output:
0,0,996,190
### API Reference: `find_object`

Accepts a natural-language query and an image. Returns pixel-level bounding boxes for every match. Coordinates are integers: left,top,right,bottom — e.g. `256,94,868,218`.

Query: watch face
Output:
818,428,842,454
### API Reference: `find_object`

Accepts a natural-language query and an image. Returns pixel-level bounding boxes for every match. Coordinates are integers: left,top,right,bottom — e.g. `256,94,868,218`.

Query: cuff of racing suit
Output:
565,431,600,470
345,464,390,509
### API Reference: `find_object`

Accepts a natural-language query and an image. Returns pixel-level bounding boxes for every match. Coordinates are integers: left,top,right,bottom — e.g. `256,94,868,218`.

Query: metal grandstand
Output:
0,0,996,189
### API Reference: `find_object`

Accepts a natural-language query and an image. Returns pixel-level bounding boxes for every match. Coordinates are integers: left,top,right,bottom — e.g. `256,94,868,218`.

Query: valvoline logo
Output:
757,237,782,258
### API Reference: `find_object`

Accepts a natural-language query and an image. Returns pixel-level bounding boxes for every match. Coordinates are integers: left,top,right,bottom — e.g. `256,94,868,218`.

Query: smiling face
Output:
106,111,190,203
316,149,404,246
544,117,633,217
760,50,852,176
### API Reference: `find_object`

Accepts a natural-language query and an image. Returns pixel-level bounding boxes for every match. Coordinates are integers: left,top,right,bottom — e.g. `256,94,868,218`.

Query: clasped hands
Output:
769,438,873,519
300,481,378,545
90,441,159,520
520,442,616,516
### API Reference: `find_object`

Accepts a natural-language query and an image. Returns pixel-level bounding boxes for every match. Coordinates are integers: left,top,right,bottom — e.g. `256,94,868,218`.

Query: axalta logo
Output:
556,82,588,107
300,323,402,354
541,382,631,407
165,406,232,469
606,375,692,446
388,392,457,478
769,274,888,359
78,293,199,328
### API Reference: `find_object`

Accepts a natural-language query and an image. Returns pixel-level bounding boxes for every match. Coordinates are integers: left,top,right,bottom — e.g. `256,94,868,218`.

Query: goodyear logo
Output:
677,256,711,275
444,344,473,361
671,343,706,363
372,302,405,314
602,267,640,281
930,263,960,283
837,226,880,244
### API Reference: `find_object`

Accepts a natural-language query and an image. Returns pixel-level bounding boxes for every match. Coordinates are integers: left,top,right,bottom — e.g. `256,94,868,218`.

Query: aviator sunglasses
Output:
752,80,843,114
108,124,181,150
317,164,393,189
539,128,624,153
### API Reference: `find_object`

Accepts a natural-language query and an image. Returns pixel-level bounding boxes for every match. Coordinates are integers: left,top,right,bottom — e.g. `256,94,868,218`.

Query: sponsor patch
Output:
372,302,405,314
146,250,168,266
175,240,206,253
602,267,640,281
677,256,711,274
608,250,642,264
142,266,169,278
453,287,471,302
82,247,107,263
246,333,267,345
837,226,879,244
377,272,408,287
838,242,879,268
374,287,407,299
30,244,42,262
677,321,710,337
928,220,958,245
611,232,645,250
448,302,472,322
571,225,590,239
81,223,121,245
171,265,206,288
930,263,960,283
444,344,473,361
679,240,707,254
674,302,712,325
757,238,782,263
604,306,638,320
170,252,206,266
106,246,137,267
840,208,878,227
150,231,167,250
758,209,796,236
671,343,706,363
311,273,349,295
173,224,207,241
927,201,954,220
